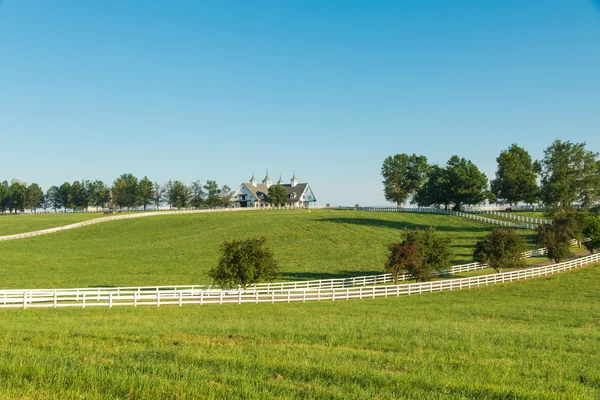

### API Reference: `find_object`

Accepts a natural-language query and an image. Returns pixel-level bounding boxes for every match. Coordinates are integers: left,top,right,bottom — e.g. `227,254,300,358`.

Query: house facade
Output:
231,172,317,208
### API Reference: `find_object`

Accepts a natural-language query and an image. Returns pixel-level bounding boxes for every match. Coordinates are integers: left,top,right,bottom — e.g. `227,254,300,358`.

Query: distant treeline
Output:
0,174,232,213
382,140,600,211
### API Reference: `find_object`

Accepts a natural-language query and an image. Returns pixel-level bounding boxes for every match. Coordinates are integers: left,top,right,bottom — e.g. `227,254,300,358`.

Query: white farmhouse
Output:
231,172,317,208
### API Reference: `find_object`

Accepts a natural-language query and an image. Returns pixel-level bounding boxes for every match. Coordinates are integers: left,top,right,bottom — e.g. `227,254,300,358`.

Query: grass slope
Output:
0,210,536,289
0,213,102,236
0,265,598,399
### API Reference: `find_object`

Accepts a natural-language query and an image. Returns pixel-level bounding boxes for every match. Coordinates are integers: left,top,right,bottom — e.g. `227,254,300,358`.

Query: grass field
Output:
0,264,597,399
0,213,104,236
0,210,537,289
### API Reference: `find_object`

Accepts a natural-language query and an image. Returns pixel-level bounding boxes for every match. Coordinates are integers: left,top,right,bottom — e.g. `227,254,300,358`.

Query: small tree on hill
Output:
209,236,280,289
268,184,288,206
473,229,527,273
582,216,600,254
537,211,580,263
385,228,452,282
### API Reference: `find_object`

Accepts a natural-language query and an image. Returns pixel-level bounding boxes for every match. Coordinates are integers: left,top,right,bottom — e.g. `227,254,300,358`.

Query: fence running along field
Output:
360,207,538,229
2,252,598,309
476,210,552,225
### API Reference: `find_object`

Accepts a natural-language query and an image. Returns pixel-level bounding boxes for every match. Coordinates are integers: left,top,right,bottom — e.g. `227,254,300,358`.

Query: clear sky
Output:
1,1,599,206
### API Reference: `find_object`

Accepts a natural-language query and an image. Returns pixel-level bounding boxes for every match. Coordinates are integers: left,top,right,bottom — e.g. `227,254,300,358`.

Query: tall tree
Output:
112,173,139,209
491,144,540,206
69,180,89,210
153,181,164,210
219,185,233,207
9,180,27,212
166,180,190,209
414,165,450,209
24,183,44,213
0,181,10,212
58,182,72,211
444,155,489,211
582,216,600,254
204,180,222,208
539,140,600,209
381,153,429,206
46,186,61,212
88,180,110,209
268,184,287,206
189,181,205,209
537,211,580,263
137,176,155,211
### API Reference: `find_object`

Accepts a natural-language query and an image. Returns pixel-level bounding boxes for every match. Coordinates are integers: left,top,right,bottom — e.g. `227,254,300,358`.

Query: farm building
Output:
230,172,317,208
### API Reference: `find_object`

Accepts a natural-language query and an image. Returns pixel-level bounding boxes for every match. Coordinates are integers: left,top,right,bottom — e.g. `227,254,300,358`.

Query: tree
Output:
88,180,110,209
189,181,205,209
46,186,61,212
473,229,527,273
204,180,222,208
208,236,280,289
414,165,451,209
24,183,44,213
112,173,139,209
219,185,233,207
58,182,72,211
137,176,155,211
385,228,452,282
9,180,27,212
166,180,190,209
539,140,600,209
0,181,9,212
490,144,539,206
153,181,164,210
381,153,429,206
537,212,580,263
582,216,600,254
268,184,287,206
69,180,89,210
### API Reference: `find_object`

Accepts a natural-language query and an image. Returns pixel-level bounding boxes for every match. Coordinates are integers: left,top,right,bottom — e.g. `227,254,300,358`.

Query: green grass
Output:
0,213,104,236
0,210,537,289
510,211,548,218
0,264,598,399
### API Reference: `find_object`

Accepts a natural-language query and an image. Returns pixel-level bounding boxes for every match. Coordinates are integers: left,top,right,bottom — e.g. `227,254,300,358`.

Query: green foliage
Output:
137,176,155,210
203,180,231,208
165,180,191,209
381,153,429,206
23,183,44,212
0,181,9,212
209,236,280,289
540,140,600,209
112,173,139,209
69,180,89,210
87,180,110,208
8,180,27,212
473,228,528,273
268,184,288,206
153,181,164,210
415,156,488,210
386,228,452,282
582,216,600,254
537,211,580,262
189,181,205,208
45,186,61,211
491,144,539,206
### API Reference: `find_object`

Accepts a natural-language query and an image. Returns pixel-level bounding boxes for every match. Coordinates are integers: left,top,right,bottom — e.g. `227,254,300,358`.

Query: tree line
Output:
382,140,600,211
0,174,232,213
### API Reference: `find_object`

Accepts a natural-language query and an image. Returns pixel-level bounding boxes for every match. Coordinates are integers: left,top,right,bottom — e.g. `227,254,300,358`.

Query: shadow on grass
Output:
281,270,382,281
317,218,491,233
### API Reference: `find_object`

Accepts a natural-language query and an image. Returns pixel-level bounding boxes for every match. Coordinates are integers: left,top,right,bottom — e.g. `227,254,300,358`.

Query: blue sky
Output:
1,1,599,206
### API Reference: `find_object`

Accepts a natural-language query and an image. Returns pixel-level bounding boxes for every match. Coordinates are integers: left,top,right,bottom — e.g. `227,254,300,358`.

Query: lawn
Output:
0,210,537,289
0,213,103,236
0,264,598,399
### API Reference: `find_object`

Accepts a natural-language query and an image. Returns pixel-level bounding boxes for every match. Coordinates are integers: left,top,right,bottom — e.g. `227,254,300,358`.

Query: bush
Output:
473,228,527,273
582,216,600,254
537,211,580,263
208,236,280,289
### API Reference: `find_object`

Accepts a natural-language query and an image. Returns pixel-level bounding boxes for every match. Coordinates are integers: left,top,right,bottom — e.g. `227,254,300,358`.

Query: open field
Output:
0,210,537,289
0,264,598,399
0,213,104,236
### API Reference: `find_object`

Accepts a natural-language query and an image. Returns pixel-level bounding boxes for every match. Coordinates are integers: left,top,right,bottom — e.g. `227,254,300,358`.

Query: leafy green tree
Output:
491,144,540,206
473,229,527,273
540,140,600,209
582,216,600,254
385,228,452,282
88,180,110,209
24,183,44,213
69,180,89,210
137,176,155,211
268,184,288,206
537,212,580,263
153,181,164,210
414,165,451,209
112,173,139,209
189,181,205,209
166,180,190,209
203,180,223,208
46,186,61,212
219,185,233,207
9,180,27,212
0,181,9,212
209,236,280,289
58,182,72,211
381,153,429,206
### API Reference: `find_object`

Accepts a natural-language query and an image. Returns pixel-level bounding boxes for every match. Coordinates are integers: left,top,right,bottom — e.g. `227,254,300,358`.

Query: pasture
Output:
0,212,102,236
0,210,536,289
0,264,597,399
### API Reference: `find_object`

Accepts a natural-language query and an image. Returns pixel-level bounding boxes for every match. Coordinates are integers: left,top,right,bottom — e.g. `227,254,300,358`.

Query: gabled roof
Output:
241,183,313,203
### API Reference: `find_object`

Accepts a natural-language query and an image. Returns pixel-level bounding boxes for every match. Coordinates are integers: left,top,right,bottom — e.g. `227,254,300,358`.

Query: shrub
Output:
473,228,527,273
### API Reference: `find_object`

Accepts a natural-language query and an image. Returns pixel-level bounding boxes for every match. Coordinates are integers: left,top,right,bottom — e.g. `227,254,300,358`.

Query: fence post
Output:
239,291,242,305
23,292,27,309
156,290,160,307
53,291,57,308
219,291,223,305
109,292,113,308
82,292,86,308
179,291,183,306
133,292,137,307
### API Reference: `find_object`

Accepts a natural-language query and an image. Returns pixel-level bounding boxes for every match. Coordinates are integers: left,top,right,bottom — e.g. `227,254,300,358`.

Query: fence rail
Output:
477,210,552,225
3,252,598,309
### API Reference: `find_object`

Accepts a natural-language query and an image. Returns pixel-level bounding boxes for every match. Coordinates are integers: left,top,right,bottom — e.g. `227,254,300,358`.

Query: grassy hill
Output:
0,264,597,399
0,210,536,289
0,212,103,236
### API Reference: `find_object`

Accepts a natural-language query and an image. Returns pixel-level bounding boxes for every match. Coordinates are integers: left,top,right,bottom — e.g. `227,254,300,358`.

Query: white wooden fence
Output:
478,210,552,225
2,252,598,309
360,207,538,229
